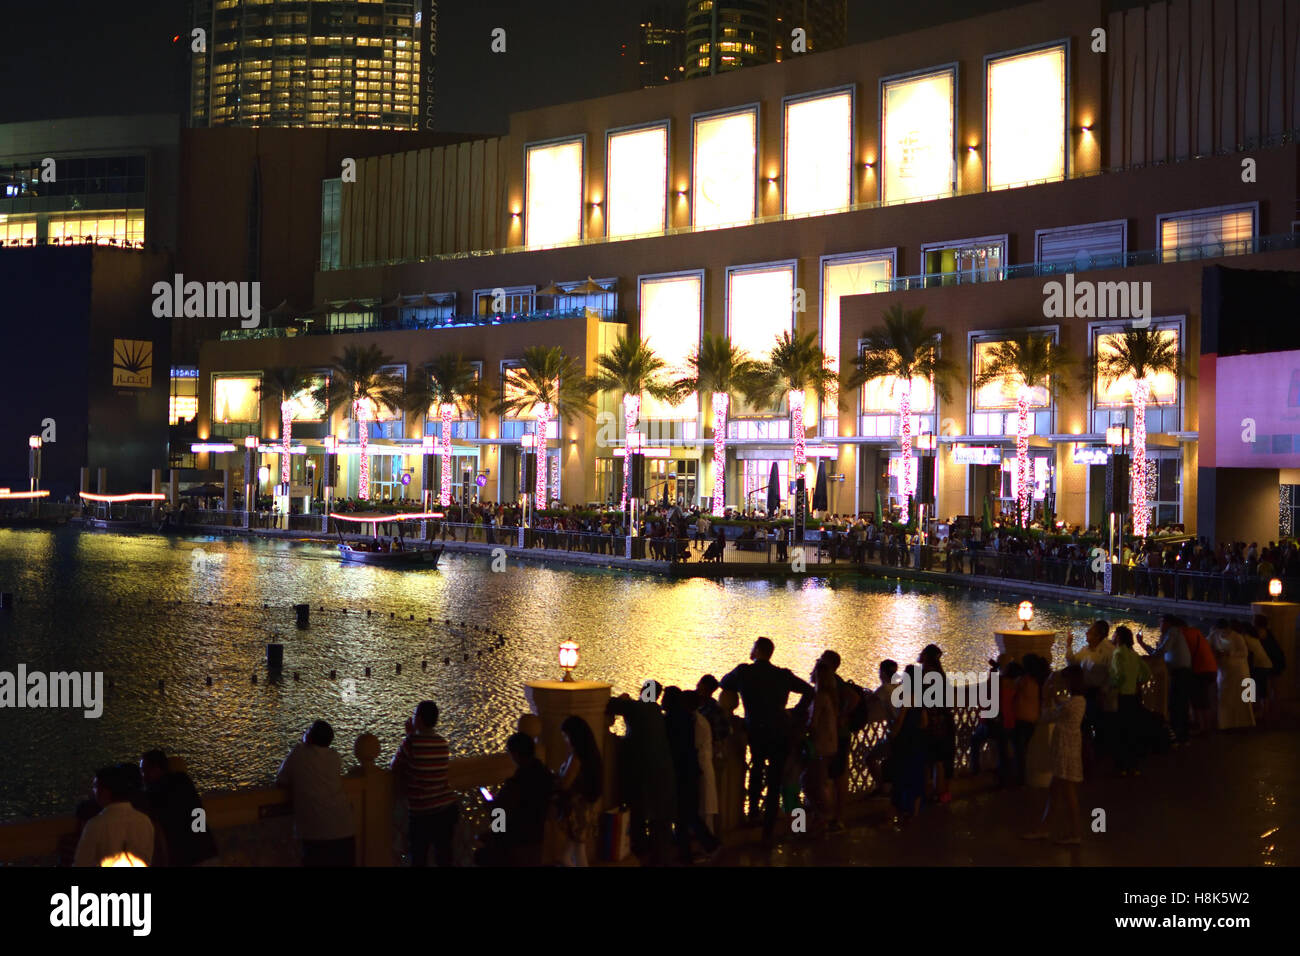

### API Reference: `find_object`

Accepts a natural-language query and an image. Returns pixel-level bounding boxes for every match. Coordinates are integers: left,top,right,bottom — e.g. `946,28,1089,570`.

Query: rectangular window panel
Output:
881,68,955,204
693,108,756,228
212,375,261,423
639,274,701,419
986,45,1066,190
525,139,583,249
860,375,935,414
1035,220,1126,270
1094,327,1180,406
1158,206,1256,262
607,125,667,239
971,340,1051,410
727,264,794,362
784,91,852,216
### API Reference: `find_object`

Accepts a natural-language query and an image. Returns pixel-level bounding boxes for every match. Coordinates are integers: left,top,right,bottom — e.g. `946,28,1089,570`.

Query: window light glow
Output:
693,109,756,227
607,125,668,238
784,91,852,216
881,69,955,203
639,274,701,420
526,139,583,248
986,45,1066,190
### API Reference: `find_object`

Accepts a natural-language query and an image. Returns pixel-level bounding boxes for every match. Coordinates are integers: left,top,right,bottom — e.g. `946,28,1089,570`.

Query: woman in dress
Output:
1209,622,1256,730
1024,665,1087,845
554,715,603,866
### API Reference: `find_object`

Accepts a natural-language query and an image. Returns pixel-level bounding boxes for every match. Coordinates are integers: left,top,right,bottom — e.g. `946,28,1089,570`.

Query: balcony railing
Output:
879,232,1299,292
220,306,626,342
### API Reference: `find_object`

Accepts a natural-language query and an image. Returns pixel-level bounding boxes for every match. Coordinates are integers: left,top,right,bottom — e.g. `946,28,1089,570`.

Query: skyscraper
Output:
684,0,847,79
189,0,436,130
638,2,687,88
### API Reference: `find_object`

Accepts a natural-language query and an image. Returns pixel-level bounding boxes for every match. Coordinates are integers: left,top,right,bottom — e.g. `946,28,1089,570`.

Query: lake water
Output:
0,527,1147,821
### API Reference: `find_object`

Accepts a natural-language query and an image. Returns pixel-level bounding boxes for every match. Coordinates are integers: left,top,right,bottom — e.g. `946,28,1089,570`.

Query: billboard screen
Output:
693,108,756,227
526,139,583,248
881,69,955,204
1215,349,1300,467
986,45,1066,190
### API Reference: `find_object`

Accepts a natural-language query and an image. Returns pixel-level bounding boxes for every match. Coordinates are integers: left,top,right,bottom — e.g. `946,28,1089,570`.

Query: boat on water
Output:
338,543,442,566
330,510,446,569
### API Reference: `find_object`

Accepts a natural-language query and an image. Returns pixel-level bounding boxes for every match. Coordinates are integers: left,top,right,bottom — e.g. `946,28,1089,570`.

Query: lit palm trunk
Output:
354,397,369,500
535,403,552,510
789,389,806,470
1015,389,1030,525
439,402,454,506
621,393,640,510
712,392,729,515
1132,379,1150,536
280,400,292,487
899,383,913,518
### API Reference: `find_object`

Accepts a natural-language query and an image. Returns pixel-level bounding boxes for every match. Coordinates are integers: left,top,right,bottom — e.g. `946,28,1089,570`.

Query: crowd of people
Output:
58,608,1285,867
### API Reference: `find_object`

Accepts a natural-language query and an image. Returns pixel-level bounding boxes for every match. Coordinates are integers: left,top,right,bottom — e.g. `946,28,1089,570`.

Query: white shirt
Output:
276,743,356,841
74,802,155,867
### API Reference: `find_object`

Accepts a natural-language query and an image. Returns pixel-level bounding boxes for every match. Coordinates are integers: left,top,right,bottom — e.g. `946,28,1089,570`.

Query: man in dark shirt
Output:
720,637,814,839
476,733,554,866
139,749,218,867
607,691,676,865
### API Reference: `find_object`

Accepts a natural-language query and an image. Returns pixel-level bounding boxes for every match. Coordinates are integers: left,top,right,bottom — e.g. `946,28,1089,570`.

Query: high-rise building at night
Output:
684,0,847,79
638,3,687,88
189,0,436,130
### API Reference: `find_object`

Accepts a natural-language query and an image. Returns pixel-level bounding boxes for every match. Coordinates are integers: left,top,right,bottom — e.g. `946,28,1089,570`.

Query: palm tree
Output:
675,333,767,515
973,331,1074,527
847,305,959,520
494,345,595,510
258,367,312,488
591,332,678,510
315,344,406,501
750,330,839,510
1088,327,1190,537
404,354,492,507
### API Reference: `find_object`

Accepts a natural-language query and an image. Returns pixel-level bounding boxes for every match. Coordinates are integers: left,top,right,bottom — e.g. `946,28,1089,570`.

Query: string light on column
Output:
1016,389,1030,525
439,402,454,506
1131,380,1150,536
712,392,729,515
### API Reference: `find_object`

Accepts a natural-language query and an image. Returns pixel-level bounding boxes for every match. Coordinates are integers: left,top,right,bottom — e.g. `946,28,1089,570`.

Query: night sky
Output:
0,0,1142,133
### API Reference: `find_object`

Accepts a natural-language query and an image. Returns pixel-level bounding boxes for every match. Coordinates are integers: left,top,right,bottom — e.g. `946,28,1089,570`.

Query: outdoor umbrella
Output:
812,460,828,512
536,281,562,297
766,462,781,516
179,483,225,498
573,277,608,294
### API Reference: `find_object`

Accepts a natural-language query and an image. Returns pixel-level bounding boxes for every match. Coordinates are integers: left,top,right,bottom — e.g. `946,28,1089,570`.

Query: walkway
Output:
713,725,1298,866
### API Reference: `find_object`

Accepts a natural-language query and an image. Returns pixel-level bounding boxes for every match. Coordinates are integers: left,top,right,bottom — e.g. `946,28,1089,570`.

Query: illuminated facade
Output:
189,0,435,129
685,0,848,79
188,0,1300,536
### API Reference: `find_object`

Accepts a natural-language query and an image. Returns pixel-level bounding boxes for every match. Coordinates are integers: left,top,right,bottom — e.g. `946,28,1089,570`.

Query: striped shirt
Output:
391,733,455,813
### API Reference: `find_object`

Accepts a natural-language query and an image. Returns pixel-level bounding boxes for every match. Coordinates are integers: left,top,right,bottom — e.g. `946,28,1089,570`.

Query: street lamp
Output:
558,640,579,681
1269,577,1283,599
1018,600,1034,630
28,435,41,494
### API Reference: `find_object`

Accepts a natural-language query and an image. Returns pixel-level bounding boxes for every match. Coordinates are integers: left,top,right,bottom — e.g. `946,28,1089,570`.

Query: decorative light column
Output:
711,392,729,516
28,435,42,493
354,397,370,500
1131,379,1151,537
1015,387,1031,526
280,400,293,486
421,433,435,511
534,403,553,511
621,392,640,510
899,381,914,519
439,402,454,506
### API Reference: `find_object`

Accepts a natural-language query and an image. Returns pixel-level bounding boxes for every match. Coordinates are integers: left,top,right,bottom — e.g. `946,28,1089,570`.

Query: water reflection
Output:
0,528,1148,820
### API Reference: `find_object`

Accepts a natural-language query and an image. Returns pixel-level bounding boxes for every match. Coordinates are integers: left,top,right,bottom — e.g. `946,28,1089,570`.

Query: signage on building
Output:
952,445,1001,465
112,339,153,388
1072,446,1110,466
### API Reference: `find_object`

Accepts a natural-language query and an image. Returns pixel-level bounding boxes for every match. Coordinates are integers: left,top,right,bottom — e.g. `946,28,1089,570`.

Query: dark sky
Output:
0,1,1140,133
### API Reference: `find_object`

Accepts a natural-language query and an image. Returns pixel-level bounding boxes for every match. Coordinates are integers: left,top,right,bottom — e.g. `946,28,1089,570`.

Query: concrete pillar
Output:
96,467,107,494
169,469,180,507
523,680,613,773
1251,601,1300,700
150,469,162,516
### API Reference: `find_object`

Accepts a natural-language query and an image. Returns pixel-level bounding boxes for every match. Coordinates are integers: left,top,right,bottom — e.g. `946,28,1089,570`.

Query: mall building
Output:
194,0,1300,534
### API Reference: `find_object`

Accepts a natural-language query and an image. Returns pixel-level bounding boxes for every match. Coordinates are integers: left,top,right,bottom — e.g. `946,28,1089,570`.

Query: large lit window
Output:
1035,219,1126,271
986,45,1066,190
1158,204,1256,262
970,337,1053,436
212,375,261,423
692,107,757,228
320,178,341,269
821,252,893,432
47,209,145,245
784,90,852,216
0,214,37,244
525,139,583,248
639,273,702,419
607,124,668,239
726,263,795,365
286,373,328,422
880,67,955,204
1093,326,1180,407
169,369,198,426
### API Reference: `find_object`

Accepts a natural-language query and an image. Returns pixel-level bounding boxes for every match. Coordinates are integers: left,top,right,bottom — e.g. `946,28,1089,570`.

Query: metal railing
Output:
219,307,626,342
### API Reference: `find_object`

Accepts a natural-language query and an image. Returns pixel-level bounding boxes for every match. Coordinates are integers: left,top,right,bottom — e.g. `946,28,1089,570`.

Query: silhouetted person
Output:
140,749,218,867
